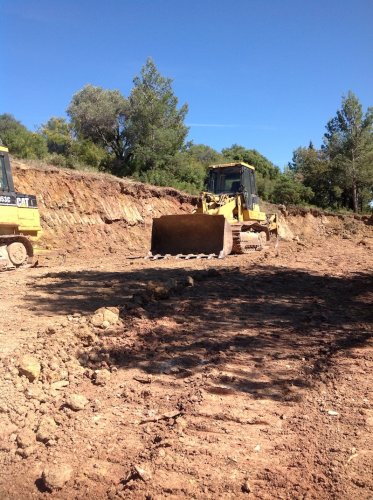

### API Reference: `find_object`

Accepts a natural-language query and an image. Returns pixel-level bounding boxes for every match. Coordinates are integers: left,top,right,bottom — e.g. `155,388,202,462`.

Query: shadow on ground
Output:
26,264,373,400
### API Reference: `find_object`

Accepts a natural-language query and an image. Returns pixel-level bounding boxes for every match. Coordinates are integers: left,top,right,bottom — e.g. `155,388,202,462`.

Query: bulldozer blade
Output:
150,214,233,257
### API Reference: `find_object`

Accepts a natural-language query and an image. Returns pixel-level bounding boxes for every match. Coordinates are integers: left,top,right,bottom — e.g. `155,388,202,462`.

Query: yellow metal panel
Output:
248,209,267,221
18,206,36,220
0,206,18,226
241,207,267,222
205,198,236,218
0,205,42,239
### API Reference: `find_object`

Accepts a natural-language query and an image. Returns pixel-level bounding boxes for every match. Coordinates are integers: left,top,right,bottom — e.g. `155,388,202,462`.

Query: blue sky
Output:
2,0,372,168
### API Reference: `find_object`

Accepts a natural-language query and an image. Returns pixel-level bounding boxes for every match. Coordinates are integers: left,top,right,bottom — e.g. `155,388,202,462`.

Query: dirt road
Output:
0,236,372,499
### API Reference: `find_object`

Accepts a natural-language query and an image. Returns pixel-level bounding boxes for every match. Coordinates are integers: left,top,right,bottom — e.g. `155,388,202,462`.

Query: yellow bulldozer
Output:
150,162,278,258
0,146,42,269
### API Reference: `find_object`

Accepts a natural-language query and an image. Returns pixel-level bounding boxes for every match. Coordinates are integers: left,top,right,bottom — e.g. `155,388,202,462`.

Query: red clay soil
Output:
0,231,372,499
11,160,194,257
0,161,372,498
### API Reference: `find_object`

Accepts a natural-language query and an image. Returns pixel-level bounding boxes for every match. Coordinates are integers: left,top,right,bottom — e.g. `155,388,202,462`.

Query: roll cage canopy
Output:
207,162,257,202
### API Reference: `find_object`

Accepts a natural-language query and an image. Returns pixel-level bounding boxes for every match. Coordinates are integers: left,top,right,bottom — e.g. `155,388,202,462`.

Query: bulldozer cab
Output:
0,147,15,193
207,162,258,209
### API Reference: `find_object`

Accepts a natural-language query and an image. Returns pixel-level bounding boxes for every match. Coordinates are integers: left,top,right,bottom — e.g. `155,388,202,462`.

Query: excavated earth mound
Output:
12,160,372,259
12,160,194,258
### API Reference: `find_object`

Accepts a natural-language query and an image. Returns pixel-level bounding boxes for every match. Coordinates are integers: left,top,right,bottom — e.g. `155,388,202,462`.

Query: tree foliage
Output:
67,85,129,164
40,116,108,169
184,143,223,167
0,114,47,159
271,173,314,205
138,152,206,194
126,58,189,175
66,60,188,178
323,92,373,212
40,117,72,156
222,144,279,179
289,145,339,208
291,93,373,212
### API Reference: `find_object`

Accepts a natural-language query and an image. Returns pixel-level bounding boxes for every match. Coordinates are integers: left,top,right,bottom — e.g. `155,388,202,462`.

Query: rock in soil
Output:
42,463,73,490
36,416,57,443
90,307,120,328
66,393,89,411
16,429,36,449
93,369,111,386
134,464,152,482
18,355,41,381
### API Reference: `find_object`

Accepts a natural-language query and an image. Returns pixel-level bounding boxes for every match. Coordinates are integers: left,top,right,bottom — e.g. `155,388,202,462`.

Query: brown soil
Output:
0,162,372,499
11,160,194,258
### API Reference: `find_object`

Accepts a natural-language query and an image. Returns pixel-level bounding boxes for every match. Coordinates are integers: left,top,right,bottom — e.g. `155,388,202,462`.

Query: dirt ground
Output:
0,226,372,499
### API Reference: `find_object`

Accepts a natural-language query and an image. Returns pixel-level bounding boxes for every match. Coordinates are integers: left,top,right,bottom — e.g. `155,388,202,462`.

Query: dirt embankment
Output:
276,205,372,242
12,160,194,257
12,159,372,258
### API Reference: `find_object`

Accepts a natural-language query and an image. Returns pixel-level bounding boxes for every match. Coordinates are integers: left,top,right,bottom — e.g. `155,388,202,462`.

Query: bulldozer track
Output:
145,252,222,260
231,226,267,254
232,228,259,254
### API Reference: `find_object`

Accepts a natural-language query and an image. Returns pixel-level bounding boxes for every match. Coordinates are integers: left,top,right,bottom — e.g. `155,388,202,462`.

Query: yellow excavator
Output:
0,146,42,269
150,162,278,258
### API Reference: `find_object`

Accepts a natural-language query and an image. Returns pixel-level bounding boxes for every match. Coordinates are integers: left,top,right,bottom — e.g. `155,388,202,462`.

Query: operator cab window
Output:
209,168,241,194
0,156,10,191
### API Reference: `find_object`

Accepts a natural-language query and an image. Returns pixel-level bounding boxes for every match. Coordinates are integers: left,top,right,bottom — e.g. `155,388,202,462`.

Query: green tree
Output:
40,117,72,156
139,153,205,194
126,58,189,175
289,144,342,209
222,144,280,179
40,116,108,169
67,85,129,165
185,143,223,166
323,92,373,212
70,140,108,169
271,173,314,205
0,114,47,159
